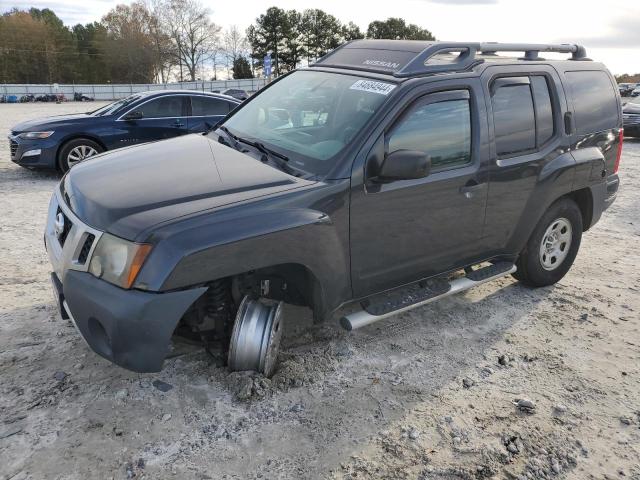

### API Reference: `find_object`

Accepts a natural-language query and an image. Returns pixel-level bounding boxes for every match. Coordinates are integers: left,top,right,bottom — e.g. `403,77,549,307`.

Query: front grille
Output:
56,206,72,246
10,140,18,158
77,234,95,264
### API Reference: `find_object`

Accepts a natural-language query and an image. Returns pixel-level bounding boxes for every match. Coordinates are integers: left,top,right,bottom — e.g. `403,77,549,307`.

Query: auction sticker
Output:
350,80,396,96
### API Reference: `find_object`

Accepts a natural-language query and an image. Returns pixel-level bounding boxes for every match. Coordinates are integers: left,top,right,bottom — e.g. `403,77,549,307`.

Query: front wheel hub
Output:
228,296,283,377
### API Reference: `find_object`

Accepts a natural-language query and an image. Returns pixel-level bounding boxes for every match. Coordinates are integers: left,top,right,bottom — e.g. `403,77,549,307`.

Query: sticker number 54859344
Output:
349,80,396,96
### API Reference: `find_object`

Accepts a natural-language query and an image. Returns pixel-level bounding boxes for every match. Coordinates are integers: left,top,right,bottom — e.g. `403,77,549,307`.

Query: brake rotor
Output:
228,296,283,377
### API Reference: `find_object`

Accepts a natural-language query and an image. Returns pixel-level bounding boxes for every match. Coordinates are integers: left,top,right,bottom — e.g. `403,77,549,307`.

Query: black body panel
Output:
45,40,622,372
63,134,312,240
62,270,206,372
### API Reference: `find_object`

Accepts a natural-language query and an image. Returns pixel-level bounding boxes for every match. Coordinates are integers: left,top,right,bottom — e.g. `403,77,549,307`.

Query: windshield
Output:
90,94,143,116
219,70,396,175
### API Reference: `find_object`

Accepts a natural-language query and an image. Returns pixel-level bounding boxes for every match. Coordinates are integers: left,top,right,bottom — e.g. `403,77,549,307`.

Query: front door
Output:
118,95,189,146
350,83,490,297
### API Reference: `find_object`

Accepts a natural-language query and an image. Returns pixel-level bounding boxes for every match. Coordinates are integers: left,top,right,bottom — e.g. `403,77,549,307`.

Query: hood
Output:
623,102,640,115
12,112,96,133
62,134,313,240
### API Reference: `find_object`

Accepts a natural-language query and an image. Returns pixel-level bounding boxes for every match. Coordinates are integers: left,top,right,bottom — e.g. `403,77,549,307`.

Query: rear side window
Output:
565,71,618,135
531,76,554,146
191,96,229,116
492,83,536,156
388,98,471,172
139,96,185,118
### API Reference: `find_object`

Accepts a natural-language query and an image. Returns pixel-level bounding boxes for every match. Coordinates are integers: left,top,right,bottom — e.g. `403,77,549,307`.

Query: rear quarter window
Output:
565,70,619,135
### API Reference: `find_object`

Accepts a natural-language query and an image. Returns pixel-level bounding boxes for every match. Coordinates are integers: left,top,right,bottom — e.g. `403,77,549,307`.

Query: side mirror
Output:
378,150,431,181
123,110,143,121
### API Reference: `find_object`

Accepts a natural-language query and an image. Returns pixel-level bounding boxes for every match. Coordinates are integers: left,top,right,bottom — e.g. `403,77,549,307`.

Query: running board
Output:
340,262,516,331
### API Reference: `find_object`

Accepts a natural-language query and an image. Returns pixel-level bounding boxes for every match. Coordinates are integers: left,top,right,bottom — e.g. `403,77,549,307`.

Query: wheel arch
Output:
566,187,594,232
229,262,328,322
56,134,107,169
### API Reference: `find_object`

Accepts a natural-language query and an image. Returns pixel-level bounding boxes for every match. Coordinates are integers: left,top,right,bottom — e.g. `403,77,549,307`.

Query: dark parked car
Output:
623,101,640,137
220,88,249,101
9,90,240,171
46,41,621,376
618,83,635,97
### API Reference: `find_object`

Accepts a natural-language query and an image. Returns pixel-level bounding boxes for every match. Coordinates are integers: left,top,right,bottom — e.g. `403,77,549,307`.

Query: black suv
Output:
45,41,622,376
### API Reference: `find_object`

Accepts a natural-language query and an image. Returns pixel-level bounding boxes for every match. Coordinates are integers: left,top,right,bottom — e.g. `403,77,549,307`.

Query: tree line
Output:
0,2,434,84
616,73,640,83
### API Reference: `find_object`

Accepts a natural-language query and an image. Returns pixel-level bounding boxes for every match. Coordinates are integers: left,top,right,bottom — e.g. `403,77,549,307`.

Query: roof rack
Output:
313,40,590,78
395,42,590,77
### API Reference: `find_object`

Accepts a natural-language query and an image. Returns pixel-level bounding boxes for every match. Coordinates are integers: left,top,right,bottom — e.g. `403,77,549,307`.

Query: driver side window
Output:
138,96,185,118
388,98,471,172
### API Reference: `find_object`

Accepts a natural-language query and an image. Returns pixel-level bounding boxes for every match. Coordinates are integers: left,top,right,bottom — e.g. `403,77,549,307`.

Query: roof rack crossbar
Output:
395,41,589,77
478,42,589,61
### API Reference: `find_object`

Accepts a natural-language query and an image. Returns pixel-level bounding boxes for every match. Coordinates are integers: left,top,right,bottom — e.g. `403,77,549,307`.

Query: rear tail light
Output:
614,129,623,174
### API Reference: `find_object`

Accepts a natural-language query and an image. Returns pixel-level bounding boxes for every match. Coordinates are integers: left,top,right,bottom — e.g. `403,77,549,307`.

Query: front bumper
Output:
45,187,206,372
53,270,205,372
8,134,59,168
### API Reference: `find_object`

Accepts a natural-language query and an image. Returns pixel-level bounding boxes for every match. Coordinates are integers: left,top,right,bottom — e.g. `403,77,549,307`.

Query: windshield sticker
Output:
349,80,396,96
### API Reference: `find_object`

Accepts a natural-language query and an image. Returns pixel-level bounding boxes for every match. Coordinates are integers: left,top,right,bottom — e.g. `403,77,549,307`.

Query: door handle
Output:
564,112,574,135
459,180,486,199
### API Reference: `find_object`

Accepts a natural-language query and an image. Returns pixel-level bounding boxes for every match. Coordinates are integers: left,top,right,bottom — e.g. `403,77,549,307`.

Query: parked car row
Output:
8,90,241,171
623,100,640,137
619,82,640,97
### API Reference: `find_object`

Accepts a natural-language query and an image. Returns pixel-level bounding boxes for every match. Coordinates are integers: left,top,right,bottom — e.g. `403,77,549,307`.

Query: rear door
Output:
187,95,235,133
481,65,570,256
116,95,189,145
350,79,491,297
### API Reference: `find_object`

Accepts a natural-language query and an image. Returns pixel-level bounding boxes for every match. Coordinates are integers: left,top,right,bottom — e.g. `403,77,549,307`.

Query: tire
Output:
57,138,103,172
513,198,583,287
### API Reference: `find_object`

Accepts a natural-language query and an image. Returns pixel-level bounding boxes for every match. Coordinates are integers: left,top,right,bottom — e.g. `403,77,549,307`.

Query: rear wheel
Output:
513,198,583,287
58,138,103,172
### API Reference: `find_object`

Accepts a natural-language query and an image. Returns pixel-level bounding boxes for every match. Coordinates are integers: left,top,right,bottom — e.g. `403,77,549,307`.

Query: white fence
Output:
1,78,267,100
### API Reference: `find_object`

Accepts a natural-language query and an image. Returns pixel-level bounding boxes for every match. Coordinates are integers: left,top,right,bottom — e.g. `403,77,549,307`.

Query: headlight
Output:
88,233,152,289
18,131,55,139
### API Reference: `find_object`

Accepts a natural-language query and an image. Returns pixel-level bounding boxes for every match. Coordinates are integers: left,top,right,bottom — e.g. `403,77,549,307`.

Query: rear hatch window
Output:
565,70,619,135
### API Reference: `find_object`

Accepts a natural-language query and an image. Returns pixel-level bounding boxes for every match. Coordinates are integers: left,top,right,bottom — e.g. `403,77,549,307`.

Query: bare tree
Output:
166,0,220,81
143,0,175,83
223,25,248,76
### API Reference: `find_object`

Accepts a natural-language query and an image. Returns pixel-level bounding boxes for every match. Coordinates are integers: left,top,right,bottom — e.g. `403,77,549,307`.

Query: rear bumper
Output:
623,126,640,137
587,174,619,229
603,174,619,211
53,270,206,372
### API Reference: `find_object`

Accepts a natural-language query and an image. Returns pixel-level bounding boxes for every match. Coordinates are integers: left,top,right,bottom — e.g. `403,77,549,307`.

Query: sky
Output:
2,0,640,74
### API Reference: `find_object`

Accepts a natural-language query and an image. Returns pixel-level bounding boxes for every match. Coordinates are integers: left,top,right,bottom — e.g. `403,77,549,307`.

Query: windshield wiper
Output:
236,136,289,163
216,126,297,175
219,127,289,162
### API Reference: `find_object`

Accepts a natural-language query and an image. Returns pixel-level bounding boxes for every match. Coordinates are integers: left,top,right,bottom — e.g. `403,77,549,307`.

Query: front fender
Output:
134,181,352,318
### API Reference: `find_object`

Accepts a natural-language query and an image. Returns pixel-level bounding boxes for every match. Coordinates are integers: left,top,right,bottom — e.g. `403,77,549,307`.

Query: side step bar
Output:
340,262,516,331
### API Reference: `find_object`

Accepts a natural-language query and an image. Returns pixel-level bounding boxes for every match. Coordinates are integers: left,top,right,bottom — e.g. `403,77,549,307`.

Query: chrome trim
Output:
116,93,239,122
341,265,517,330
45,187,103,283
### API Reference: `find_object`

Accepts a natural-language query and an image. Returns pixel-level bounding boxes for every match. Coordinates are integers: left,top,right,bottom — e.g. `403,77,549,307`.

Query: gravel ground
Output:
0,102,639,480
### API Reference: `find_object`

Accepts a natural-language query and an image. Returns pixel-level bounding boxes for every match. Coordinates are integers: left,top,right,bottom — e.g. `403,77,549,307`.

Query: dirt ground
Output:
0,102,639,480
